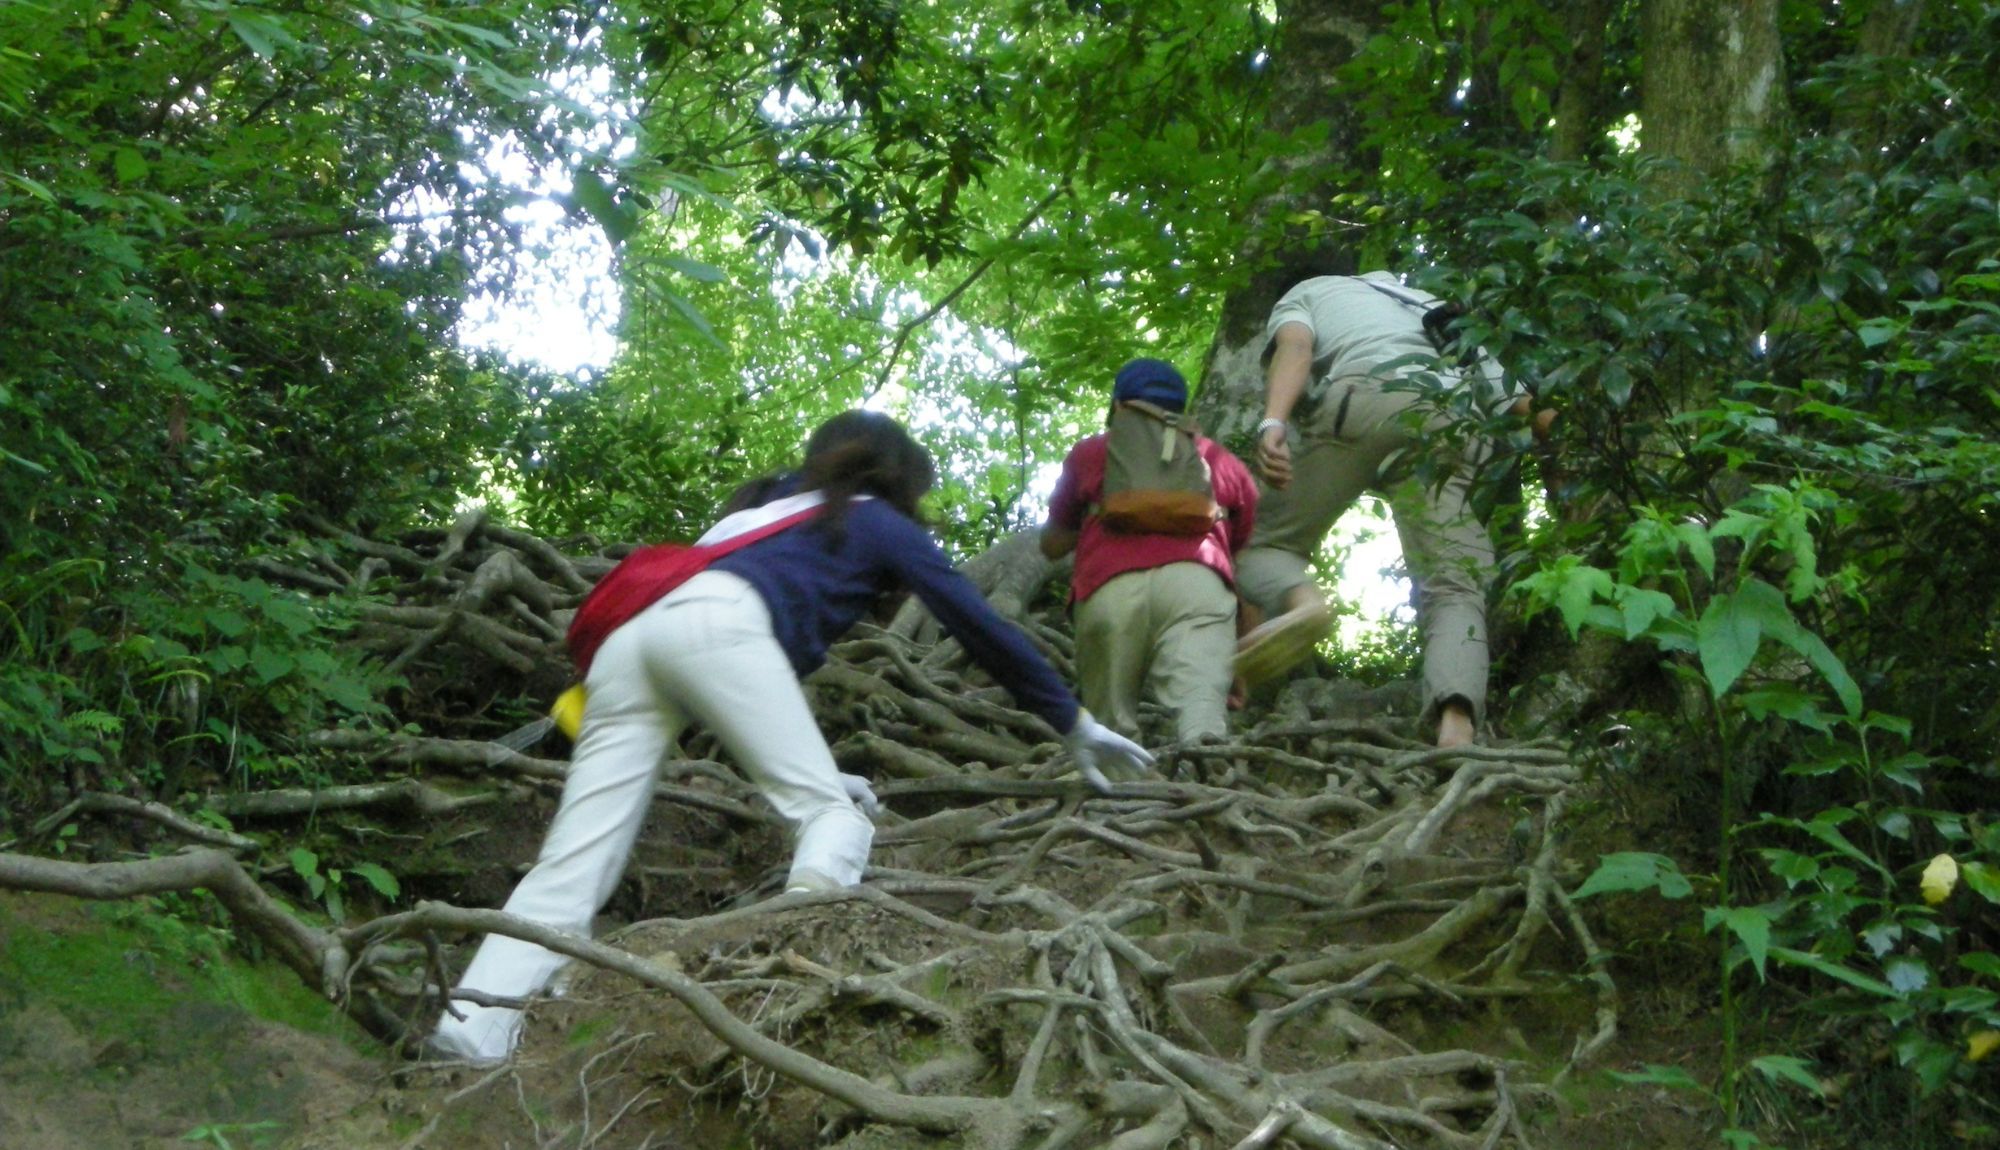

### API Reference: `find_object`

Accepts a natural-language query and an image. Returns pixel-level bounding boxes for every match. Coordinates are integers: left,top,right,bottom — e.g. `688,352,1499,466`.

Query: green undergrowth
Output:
0,891,374,1051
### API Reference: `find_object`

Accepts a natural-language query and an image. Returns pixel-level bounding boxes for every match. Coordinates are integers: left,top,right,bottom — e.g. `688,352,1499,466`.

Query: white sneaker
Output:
784,868,846,896
418,1034,509,1069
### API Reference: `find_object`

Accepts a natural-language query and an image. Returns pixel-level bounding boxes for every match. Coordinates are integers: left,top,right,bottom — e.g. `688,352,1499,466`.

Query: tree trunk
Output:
1640,0,1788,184
1836,0,1929,148
1552,0,1617,163
1191,0,1385,444
1858,0,1926,58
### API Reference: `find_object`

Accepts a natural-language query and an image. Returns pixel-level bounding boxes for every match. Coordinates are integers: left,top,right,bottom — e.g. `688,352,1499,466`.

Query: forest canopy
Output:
3,1,1999,1147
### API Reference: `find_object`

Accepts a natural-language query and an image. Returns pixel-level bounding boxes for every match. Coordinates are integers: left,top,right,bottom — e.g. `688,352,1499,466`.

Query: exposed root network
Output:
0,509,1612,1150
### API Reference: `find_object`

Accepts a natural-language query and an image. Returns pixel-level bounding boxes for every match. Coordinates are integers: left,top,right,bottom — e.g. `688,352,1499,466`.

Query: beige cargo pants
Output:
1075,561,1236,743
1234,375,1496,723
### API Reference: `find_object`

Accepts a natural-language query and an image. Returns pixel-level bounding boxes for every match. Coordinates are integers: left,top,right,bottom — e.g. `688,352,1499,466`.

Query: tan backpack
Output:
1095,400,1221,535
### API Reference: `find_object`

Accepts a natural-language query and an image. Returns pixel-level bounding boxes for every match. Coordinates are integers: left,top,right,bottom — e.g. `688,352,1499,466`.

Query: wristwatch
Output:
1256,417,1292,441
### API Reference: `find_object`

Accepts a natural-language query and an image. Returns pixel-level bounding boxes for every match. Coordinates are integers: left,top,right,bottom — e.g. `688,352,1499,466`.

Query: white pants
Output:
429,570,874,1062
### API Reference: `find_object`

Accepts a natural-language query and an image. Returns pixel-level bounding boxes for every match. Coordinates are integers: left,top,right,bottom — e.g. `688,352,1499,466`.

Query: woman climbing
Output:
428,409,1154,1064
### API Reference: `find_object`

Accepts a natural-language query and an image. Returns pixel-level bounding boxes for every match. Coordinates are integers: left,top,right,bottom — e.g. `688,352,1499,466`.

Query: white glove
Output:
838,772,882,818
1065,710,1155,793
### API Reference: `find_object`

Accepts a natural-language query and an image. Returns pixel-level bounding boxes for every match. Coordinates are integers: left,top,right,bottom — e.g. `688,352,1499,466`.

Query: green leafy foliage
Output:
289,847,401,924
0,545,398,808
0,0,581,817
1573,851,1696,900
4,2,2000,1146
1464,6,2000,1136
496,0,1280,549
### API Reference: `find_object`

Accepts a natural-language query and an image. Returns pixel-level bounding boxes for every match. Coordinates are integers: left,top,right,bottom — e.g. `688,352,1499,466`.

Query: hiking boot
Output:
1233,602,1334,690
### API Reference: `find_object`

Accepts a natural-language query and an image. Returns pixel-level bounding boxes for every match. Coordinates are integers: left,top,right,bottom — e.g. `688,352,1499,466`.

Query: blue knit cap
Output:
1111,358,1188,412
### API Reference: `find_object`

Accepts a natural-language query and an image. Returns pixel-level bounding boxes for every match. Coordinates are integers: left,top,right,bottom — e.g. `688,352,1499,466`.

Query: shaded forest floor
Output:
0,515,1755,1149
0,752,1724,1150
0,891,380,1150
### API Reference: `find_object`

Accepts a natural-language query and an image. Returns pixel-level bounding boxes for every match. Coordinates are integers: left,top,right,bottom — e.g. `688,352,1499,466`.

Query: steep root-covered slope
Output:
5,511,1617,1149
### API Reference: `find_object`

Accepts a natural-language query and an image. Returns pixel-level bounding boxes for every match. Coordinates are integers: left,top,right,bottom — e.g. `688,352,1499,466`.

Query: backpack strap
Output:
1359,279,1527,420
568,493,854,677
1114,399,1204,437
696,489,839,545
1359,277,1490,372
1357,275,1440,313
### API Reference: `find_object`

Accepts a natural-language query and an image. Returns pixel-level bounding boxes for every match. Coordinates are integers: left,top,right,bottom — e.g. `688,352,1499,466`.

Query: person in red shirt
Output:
1041,358,1259,743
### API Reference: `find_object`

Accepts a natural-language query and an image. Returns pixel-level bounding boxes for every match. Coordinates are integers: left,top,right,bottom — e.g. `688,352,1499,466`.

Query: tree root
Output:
0,516,1620,1150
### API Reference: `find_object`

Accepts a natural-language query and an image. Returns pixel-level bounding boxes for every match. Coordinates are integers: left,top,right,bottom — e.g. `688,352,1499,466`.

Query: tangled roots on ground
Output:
368,704,1607,1150
14,513,1615,1150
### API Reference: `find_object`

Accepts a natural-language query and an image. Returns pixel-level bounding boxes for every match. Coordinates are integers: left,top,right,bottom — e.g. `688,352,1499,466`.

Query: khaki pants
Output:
1234,375,1495,723
1075,562,1236,742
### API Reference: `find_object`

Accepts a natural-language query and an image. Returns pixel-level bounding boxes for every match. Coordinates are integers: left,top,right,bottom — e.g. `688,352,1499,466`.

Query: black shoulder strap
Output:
1359,277,1473,361
1357,276,1438,313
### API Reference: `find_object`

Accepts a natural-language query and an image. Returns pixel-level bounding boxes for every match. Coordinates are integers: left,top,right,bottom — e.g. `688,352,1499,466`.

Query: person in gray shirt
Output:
1234,271,1551,748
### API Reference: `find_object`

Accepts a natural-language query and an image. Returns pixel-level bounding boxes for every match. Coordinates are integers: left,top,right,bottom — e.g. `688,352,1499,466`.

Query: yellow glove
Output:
550,684,588,741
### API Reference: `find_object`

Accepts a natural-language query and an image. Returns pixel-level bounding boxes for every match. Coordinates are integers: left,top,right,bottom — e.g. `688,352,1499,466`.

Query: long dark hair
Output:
721,410,936,531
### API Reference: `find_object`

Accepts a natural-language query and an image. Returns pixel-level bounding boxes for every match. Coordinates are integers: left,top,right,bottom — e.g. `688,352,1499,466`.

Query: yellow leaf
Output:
1921,854,1960,905
550,685,587,741
1968,1031,2000,1063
